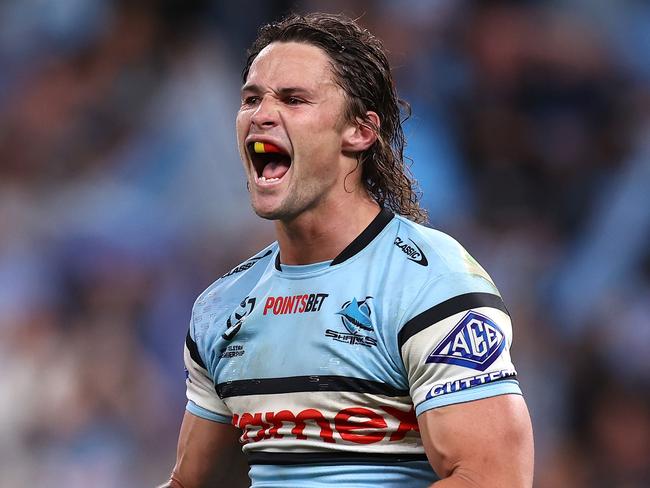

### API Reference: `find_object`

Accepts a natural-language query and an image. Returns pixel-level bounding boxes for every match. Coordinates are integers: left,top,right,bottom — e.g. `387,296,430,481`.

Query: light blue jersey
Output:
184,210,521,487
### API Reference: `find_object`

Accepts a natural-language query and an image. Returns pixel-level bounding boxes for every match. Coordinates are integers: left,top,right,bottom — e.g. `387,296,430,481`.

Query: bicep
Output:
171,411,245,488
418,394,534,487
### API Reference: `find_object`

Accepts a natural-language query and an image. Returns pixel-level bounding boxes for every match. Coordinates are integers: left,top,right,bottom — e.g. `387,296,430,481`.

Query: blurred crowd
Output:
1,0,648,486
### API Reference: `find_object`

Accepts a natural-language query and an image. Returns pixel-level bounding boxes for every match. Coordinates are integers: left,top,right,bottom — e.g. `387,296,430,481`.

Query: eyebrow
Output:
240,84,313,97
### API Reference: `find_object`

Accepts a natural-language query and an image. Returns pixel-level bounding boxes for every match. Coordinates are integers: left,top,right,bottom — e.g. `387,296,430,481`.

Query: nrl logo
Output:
222,296,256,341
426,311,505,371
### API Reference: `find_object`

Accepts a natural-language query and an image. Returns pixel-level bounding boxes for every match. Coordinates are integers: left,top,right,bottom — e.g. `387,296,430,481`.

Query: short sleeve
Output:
397,273,522,417
184,329,232,424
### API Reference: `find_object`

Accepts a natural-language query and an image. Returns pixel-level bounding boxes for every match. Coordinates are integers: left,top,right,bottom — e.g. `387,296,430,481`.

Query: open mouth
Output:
248,142,292,184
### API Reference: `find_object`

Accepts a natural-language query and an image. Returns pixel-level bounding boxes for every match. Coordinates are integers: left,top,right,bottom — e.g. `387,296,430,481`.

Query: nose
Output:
250,96,279,129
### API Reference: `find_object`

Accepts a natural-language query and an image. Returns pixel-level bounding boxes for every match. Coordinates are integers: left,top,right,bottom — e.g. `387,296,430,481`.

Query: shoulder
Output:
391,215,494,286
191,242,277,332
216,243,277,282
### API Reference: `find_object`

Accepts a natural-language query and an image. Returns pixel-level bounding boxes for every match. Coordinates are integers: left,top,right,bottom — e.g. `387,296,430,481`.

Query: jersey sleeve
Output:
397,272,522,417
184,328,232,424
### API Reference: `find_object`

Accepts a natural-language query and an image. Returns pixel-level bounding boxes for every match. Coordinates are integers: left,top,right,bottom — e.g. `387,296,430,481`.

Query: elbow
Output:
155,474,187,488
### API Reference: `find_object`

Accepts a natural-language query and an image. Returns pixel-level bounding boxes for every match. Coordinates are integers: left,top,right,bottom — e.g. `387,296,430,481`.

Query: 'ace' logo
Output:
426,311,505,371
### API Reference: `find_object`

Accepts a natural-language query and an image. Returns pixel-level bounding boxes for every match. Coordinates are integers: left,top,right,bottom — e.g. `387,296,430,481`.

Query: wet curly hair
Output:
242,12,427,223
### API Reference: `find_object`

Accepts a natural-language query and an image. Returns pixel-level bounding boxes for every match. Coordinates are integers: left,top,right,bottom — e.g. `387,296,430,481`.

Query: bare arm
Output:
419,394,534,488
157,411,244,488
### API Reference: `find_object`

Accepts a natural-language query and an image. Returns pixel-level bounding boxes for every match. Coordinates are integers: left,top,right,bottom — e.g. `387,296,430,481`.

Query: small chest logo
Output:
222,296,256,341
337,297,374,333
425,311,505,371
325,297,377,347
219,250,272,280
394,237,428,266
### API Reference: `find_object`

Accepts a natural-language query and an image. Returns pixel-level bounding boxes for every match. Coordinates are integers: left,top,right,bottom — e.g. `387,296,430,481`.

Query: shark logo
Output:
336,296,374,334
326,297,377,347
222,296,256,341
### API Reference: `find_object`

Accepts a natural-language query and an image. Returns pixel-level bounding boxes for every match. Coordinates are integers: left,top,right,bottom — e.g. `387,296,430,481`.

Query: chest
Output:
204,275,406,388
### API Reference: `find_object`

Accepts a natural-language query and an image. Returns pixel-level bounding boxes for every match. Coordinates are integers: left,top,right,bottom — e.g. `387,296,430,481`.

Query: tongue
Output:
262,160,290,179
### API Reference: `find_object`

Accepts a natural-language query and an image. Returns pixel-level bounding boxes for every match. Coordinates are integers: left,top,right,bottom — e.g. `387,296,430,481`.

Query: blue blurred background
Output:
1,0,649,486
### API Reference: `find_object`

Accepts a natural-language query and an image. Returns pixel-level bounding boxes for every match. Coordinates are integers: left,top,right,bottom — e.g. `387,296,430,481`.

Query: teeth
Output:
258,176,280,182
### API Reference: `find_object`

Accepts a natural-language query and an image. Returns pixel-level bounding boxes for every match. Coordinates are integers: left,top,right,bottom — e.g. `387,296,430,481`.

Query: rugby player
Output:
159,12,534,488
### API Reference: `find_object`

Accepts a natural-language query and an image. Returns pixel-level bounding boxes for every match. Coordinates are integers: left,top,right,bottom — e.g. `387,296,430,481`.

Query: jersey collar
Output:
274,208,395,271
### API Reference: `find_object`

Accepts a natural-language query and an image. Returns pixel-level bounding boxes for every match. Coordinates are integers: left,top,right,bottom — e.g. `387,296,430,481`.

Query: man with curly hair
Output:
160,12,533,488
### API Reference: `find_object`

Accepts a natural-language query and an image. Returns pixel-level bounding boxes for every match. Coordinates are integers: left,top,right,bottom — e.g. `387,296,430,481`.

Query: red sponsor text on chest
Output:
262,293,329,315
233,405,418,444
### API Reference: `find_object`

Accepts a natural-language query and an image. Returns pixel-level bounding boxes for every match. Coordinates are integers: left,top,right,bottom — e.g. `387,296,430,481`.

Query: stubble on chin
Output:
250,193,292,221
252,206,284,221
250,186,310,222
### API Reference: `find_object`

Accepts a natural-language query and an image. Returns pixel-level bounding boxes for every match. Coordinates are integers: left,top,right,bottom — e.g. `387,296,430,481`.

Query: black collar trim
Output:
330,208,394,266
274,208,395,271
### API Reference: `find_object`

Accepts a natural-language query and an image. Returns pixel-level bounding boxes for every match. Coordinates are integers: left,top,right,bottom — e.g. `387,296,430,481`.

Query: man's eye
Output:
285,97,304,105
243,96,260,106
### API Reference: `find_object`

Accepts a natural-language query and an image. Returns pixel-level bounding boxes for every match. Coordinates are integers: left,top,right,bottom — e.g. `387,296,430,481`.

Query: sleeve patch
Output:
425,311,505,371
398,292,508,351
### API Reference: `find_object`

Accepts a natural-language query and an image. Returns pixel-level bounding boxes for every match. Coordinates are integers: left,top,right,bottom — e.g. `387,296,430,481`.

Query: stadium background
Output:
1,0,649,486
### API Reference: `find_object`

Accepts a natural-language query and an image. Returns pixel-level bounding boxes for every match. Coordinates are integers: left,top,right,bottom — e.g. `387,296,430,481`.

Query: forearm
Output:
159,411,245,488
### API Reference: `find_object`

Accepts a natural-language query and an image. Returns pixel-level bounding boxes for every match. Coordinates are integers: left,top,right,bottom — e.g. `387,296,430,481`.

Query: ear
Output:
341,111,380,153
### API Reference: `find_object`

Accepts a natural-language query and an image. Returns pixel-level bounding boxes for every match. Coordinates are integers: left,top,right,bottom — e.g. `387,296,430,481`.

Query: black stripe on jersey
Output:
397,292,509,351
216,375,409,399
330,208,394,266
246,451,429,466
185,330,207,370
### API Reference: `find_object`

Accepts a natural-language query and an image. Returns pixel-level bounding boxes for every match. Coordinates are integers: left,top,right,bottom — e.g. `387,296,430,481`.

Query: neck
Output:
275,196,381,265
